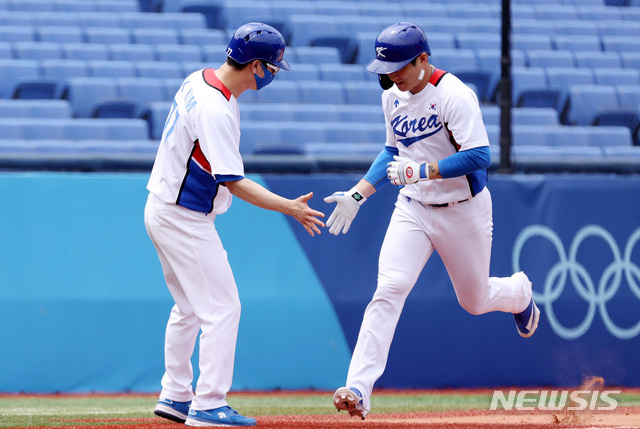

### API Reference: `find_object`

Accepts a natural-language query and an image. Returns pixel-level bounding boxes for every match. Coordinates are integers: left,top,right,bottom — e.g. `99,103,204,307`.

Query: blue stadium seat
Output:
323,122,386,144
87,60,136,78
84,27,131,44
294,46,341,65
0,59,40,98
181,61,209,76
601,36,640,54
566,84,619,125
310,35,358,64
354,32,378,65
596,20,640,37
238,121,284,154
403,3,449,19
180,4,226,30
593,68,640,86
553,20,599,37
62,43,109,61
162,78,185,100
95,1,139,13
61,77,119,118
0,99,72,118
66,118,149,140
299,80,346,104
315,1,360,15
164,12,206,30
278,64,321,81
239,103,298,122
288,15,340,47
512,19,555,36
34,11,81,26
592,108,640,145
13,41,63,60
12,79,59,99
456,70,495,103
222,1,273,30
343,81,382,105
552,35,602,52
319,64,367,82
142,101,170,140
616,85,640,110
430,49,477,73
456,33,501,51
10,0,55,12
533,5,579,20
516,89,563,114
621,52,640,69
482,107,559,127
602,147,640,168
468,19,501,34
179,28,228,45
511,67,547,105
511,34,553,52
108,44,155,62
37,26,83,43
526,50,575,68
117,77,167,117
269,1,316,19
135,61,183,79
424,33,457,51
91,100,137,119
584,125,633,147
335,104,384,123
511,5,536,20
119,12,171,29
55,0,95,12
574,51,622,69
75,12,122,28
155,44,203,63
131,28,179,45
201,44,230,64
578,6,623,21
0,42,10,59
448,3,499,19
546,67,594,123
254,80,302,103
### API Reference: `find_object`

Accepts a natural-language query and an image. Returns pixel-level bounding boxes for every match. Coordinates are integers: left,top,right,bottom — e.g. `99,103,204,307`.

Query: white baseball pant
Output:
346,188,532,411
144,194,240,411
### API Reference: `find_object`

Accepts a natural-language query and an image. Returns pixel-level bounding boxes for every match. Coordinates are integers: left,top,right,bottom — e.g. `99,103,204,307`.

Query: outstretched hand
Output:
290,192,325,236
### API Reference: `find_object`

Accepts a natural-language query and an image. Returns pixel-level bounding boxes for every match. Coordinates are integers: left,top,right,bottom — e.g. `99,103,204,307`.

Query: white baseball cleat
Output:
333,387,369,420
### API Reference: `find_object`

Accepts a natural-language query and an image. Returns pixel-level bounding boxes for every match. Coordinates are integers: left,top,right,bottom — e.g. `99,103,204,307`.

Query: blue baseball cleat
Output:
154,397,191,423
333,386,369,420
514,297,541,338
185,406,257,427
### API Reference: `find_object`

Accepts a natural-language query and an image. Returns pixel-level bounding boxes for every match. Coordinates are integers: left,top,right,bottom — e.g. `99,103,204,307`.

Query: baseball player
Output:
144,23,324,427
326,22,540,420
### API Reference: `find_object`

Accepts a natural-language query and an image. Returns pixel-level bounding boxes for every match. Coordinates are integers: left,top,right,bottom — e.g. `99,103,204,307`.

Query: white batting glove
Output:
323,187,366,235
387,155,423,185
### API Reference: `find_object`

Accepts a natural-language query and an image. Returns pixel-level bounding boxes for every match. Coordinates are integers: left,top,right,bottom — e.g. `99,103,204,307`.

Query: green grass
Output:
1,391,638,428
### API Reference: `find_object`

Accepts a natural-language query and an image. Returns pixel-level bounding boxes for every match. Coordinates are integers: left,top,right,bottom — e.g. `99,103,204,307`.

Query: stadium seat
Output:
0,42,10,59
254,80,302,103
0,99,72,119
238,121,284,154
142,101,170,140
592,108,640,145
155,44,203,63
201,44,231,64
84,27,131,44
593,68,640,86
354,32,378,65
287,15,341,47
574,51,622,69
0,26,35,43
222,1,273,30
315,2,360,16
552,20,599,37
456,71,495,103
584,125,633,147
335,104,383,123
601,36,640,54
318,63,367,82
546,67,594,123
108,44,155,62
180,4,225,30
299,80,346,104
91,100,137,119
13,41,63,60
294,46,341,65
116,77,167,117
278,64,321,82
511,34,553,52
135,61,183,79
87,60,136,78
179,28,228,45
517,89,563,114
75,12,122,28
510,67,547,105
551,35,601,52
343,81,382,105
425,33,457,51
131,28,179,45
468,19,501,34
456,33,501,51
430,49,477,73
37,26,83,43
12,79,59,99
448,3,499,19
512,19,555,36
62,43,109,61
165,12,207,30
621,52,640,69
597,20,640,37
0,59,40,99
616,85,640,110
61,77,119,118
578,6,623,21
526,50,575,68
533,5,579,20
310,35,358,64
566,84,619,125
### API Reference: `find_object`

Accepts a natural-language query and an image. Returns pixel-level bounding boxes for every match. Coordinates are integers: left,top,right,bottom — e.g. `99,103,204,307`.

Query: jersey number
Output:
163,100,180,140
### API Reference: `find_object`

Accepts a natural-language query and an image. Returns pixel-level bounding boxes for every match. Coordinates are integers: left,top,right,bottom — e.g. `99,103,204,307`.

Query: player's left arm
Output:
224,177,325,236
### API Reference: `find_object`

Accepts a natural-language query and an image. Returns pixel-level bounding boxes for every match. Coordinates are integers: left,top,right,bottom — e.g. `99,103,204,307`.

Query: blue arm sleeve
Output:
363,146,399,191
438,146,491,179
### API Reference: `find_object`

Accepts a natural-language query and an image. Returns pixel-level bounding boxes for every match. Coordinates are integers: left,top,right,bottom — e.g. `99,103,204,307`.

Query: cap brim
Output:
366,58,412,75
274,58,291,71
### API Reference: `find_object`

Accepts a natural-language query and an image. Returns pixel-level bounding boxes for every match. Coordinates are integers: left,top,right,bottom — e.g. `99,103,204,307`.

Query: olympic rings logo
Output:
512,225,640,340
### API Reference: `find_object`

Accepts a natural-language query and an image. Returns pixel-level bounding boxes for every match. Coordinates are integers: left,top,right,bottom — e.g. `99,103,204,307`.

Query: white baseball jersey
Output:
147,68,244,214
382,69,489,205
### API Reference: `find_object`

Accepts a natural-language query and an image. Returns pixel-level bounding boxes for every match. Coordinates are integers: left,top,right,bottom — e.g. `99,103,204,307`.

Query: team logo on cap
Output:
376,46,387,58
